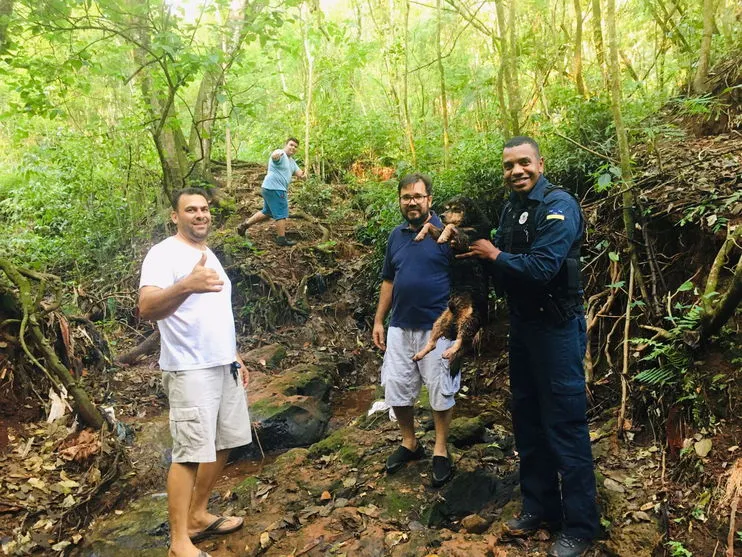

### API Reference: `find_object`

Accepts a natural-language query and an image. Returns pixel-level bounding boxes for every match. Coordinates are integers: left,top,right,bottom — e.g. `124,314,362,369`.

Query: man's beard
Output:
402,208,429,228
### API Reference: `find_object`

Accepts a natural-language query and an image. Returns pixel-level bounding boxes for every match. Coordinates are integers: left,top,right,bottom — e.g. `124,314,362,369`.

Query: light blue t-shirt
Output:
261,152,300,192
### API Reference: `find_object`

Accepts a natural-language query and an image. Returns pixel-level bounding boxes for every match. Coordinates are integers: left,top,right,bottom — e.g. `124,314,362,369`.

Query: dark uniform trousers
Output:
509,310,599,540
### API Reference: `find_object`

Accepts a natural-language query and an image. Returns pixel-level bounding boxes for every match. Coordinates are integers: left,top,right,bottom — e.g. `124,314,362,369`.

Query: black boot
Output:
548,533,591,557
504,513,560,537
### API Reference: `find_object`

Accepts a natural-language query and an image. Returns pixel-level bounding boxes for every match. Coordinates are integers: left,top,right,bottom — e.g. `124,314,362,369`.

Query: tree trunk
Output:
401,0,417,165
188,1,254,187
0,0,13,53
129,14,191,200
699,254,742,343
302,1,314,172
495,0,520,136
436,0,450,168
573,0,587,97
116,331,160,366
692,0,716,94
591,0,606,83
699,225,742,342
605,0,651,309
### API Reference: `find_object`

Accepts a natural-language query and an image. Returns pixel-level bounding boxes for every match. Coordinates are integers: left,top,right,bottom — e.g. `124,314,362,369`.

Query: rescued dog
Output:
412,195,490,367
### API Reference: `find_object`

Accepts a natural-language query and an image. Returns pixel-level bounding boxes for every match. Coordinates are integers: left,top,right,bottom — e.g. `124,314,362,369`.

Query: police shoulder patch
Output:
546,209,565,221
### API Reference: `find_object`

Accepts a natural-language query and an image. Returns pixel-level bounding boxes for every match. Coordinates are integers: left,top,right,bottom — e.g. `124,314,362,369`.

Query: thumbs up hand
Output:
185,252,224,293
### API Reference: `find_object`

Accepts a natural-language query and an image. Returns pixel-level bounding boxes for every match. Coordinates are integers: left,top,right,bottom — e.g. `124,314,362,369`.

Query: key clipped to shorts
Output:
230,361,241,385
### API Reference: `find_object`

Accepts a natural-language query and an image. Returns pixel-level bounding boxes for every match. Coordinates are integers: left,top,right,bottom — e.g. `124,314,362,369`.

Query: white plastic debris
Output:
47,387,71,423
367,399,397,421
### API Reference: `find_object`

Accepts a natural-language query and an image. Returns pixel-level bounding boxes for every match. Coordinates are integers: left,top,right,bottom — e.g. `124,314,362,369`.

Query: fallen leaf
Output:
320,490,332,501
259,531,271,549
694,438,712,458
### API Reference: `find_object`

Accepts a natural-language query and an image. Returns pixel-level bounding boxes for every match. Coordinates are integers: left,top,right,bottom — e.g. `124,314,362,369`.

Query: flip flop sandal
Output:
189,516,244,542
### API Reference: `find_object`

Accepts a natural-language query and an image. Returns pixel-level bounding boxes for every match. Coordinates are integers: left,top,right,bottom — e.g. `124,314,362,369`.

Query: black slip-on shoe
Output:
431,454,454,487
385,444,426,474
504,513,560,537
237,221,250,236
548,534,591,557
276,236,297,246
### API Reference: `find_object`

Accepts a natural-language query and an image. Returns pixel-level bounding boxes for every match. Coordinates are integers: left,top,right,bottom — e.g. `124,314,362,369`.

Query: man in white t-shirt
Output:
139,187,252,557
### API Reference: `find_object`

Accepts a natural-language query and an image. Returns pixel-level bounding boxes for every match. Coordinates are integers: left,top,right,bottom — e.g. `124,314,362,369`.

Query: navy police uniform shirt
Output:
492,175,583,291
381,212,451,330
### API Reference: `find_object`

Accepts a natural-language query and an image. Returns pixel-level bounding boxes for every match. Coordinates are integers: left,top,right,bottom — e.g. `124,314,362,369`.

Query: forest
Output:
0,0,740,555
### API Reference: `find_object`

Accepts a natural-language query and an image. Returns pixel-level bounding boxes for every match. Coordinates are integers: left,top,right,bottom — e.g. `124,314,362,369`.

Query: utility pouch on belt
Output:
543,293,571,325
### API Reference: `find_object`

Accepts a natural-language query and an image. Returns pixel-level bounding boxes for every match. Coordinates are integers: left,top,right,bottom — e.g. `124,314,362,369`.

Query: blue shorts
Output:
261,188,289,220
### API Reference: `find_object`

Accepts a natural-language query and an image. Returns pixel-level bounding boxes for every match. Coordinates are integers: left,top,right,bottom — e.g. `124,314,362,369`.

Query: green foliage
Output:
0,122,160,280
665,540,693,557
292,176,334,218
630,280,735,427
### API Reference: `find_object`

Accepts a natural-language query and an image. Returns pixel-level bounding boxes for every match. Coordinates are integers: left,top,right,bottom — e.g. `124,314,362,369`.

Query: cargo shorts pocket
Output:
438,357,459,397
169,407,204,450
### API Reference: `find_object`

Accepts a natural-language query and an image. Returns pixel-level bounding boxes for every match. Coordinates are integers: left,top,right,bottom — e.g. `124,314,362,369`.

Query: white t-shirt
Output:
139,236,236,371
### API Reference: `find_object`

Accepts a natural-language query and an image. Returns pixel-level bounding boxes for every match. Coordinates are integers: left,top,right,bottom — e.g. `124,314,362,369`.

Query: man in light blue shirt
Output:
237,137,306,246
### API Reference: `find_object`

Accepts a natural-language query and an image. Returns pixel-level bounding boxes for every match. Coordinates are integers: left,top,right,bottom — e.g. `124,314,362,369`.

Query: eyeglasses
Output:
399,194,429,204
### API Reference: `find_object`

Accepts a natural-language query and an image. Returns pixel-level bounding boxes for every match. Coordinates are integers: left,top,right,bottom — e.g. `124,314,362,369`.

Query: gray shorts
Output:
381,327,460,412
162,364,252,463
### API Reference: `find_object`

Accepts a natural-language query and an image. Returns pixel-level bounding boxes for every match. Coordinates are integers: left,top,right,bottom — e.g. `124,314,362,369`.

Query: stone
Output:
242,343,287,369
74,493,169,556
461,513,490,534
232,365,334,458
425,470,518,527
448,417,486,448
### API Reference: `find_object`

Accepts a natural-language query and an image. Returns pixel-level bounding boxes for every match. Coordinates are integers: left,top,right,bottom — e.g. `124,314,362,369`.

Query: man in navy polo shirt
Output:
372,173,457,487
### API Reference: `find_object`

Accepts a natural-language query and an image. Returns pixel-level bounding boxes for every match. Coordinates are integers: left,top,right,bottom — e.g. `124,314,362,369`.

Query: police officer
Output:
462,136,598,557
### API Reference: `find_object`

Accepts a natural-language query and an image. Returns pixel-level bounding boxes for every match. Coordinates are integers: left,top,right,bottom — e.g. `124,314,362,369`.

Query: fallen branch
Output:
617,261,635,442
115,330,160,366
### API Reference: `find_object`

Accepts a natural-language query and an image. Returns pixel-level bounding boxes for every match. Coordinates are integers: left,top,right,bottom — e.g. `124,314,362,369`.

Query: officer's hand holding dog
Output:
458,238,501,261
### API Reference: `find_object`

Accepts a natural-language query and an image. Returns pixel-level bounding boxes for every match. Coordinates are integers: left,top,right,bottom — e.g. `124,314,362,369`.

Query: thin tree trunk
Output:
0,0,13,53
591,0,606,83
188,1,253,185
700,253,742,343
302,2,314,172
573,0,587,97
692,0,716,93
495,0,519,136
401,0,417,165
605,0,651,308
436,0,450,168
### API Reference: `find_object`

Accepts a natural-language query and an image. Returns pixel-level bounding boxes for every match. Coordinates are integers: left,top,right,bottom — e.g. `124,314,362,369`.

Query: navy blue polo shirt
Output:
381,212,451,329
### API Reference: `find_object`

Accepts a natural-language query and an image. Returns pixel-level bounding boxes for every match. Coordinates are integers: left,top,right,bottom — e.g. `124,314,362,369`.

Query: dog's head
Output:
441,195,476,227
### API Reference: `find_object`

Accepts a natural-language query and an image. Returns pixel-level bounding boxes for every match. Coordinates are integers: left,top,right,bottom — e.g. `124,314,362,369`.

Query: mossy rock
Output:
307,427,363,465
74,494,169,556
233,476,260,501
448,416,486,447
271,364,333,400
274,448,309,468
249,396,287,421
242,343,287,369
381,490,424,518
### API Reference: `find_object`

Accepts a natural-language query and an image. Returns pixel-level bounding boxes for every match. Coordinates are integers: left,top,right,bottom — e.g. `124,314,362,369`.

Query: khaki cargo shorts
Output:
381,327,460,412
162,364,252,463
